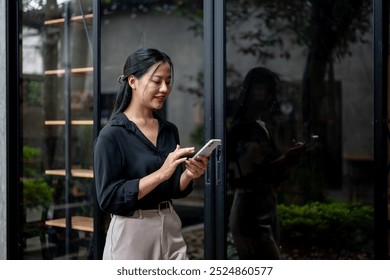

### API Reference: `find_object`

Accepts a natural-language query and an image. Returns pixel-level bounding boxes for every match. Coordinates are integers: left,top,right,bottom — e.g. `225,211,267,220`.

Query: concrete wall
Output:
0,0,7,260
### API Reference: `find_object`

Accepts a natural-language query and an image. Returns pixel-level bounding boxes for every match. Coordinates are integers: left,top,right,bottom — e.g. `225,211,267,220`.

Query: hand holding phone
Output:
303,135,319,151
192,139,222,159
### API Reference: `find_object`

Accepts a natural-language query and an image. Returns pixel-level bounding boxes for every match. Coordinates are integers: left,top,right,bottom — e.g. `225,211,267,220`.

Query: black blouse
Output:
93,112,193,216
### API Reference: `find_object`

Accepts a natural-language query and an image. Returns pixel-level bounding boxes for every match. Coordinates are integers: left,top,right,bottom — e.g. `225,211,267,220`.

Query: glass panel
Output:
21,0,94,259
100,1,204,259
225,0,374,259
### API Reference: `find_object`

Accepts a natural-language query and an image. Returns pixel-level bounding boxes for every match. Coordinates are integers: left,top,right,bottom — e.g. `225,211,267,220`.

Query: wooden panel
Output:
44,67,93,75
45,169,93,178
44,14,93,26
44,120,93,125
45,216,93,232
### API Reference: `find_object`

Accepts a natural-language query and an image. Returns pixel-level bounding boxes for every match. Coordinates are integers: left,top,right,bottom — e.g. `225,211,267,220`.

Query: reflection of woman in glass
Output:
227,67,303,259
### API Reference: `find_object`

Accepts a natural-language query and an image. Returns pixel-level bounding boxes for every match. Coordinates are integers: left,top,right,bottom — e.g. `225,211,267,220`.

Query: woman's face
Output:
130,62,172,110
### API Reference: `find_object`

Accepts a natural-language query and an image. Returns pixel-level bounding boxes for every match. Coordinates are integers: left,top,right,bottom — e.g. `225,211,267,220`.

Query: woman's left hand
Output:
184,156,208,179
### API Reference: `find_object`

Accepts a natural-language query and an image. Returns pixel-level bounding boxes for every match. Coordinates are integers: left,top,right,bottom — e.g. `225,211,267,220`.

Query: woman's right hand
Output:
138,145,195,199
158,145,195,181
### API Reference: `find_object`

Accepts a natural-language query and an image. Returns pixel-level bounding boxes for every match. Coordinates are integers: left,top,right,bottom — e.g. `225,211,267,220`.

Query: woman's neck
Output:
124,103,155,123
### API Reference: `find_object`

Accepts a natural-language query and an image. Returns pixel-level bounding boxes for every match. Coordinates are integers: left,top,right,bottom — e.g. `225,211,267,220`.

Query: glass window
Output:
225,0,374,259
21,0,94,259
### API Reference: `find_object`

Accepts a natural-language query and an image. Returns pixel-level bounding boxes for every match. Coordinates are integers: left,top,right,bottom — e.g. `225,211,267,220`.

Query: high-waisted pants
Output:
103,202,188,260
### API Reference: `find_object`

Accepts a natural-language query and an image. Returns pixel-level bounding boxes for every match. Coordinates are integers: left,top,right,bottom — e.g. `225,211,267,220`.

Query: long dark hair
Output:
111,48,174,117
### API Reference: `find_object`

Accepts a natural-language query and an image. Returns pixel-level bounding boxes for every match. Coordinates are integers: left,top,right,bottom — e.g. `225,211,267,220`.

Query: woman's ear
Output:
128,75,136,90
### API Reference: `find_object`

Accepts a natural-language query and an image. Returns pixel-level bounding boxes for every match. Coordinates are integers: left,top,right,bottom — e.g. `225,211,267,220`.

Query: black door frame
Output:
373,0,389,259
92,0,106,260
6,0,22,259
203,0,227,260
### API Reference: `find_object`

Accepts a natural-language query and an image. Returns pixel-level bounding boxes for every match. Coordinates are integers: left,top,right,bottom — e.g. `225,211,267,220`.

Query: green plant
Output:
23,145,42,177
23,145,54,209
278,202,374,257
22,178,54,209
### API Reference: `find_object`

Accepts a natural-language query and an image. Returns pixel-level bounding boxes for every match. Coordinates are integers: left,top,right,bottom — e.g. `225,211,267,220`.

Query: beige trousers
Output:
103,203,188,260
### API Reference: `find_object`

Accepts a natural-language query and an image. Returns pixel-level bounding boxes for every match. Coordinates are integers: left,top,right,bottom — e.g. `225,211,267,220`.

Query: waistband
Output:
121,201,173,219
140,200,171,211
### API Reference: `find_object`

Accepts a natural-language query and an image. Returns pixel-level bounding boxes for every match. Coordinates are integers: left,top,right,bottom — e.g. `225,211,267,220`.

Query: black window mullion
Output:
92,0,104,260
63,1,72,259
203,0,227,260
213,0,227,260
373,0,389,260
6,0,22,260
203,0,216,260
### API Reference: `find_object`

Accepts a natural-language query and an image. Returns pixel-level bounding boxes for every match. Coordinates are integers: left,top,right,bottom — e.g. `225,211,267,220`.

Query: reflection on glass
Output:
227,67,305,259
21,0,94,259
226,0,374,259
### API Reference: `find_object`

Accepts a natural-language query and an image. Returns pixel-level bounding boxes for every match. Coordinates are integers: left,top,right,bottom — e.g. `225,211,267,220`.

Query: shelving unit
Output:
41,1,95,259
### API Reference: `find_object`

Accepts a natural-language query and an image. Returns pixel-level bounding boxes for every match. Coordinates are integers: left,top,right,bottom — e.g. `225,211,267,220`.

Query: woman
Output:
94,48,208,260
227,67,304,259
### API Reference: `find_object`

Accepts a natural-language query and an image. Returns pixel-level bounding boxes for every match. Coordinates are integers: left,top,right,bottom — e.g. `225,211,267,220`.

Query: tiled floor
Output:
182,223,204,260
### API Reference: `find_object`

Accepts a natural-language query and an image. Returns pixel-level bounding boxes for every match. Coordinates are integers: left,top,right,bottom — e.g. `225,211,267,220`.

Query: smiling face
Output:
129,62,172,111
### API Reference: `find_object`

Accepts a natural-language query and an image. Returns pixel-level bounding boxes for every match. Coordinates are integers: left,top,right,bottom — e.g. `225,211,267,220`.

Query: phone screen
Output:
192,139,221,158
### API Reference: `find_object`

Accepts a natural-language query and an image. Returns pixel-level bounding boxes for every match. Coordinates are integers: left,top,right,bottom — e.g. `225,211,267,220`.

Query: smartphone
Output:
192,139,222,159
303,135,319,150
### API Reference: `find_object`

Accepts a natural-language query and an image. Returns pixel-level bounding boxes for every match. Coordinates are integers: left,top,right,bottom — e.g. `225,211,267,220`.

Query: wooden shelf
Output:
343,155,373,162
44,67,93,76
45,169,93,178
44,14,93,26
45,216,93,232
45,120,93,126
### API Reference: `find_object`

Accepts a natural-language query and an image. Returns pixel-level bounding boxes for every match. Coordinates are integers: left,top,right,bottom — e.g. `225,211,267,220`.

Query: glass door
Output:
20,0,95,259
224,0,375,260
